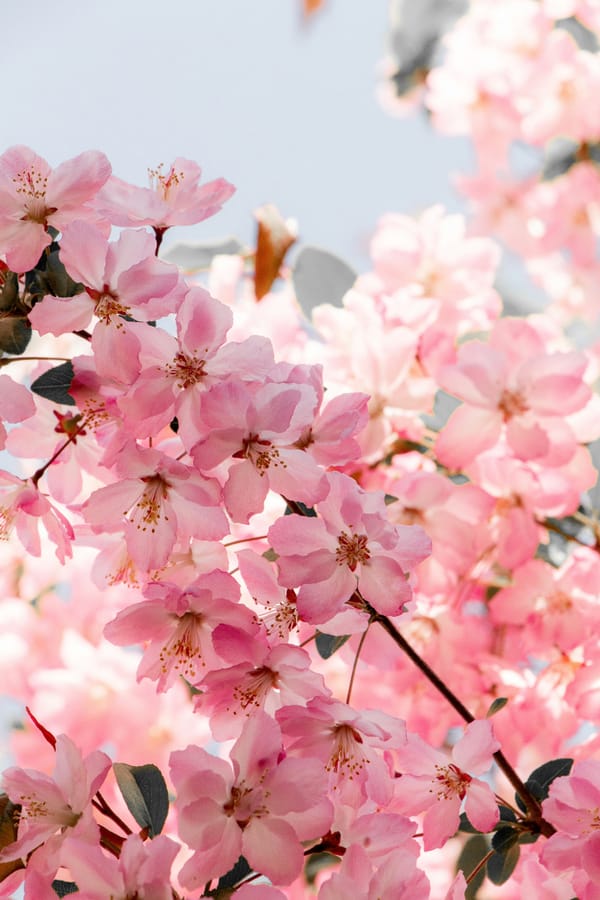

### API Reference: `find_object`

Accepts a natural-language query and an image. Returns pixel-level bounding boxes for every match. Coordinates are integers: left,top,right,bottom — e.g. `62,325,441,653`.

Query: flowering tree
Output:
0,3,600,897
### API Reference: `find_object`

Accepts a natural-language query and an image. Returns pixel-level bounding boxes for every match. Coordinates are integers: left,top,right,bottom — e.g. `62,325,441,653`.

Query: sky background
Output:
2,0,472,269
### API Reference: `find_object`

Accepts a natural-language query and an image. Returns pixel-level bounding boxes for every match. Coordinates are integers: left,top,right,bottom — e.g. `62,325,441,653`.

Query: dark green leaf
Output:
52,881,79,896
292,245,356,316
161,236,244,269
285,501,317,517
497,805,517,824
458,812,481,834
305,851,340,885
113,762,169,837
384,493,398,505
216,856,252,890
525,758,573,802
487,843,520,885
491,826,520,854
39,250,83,298
169,417,179,433
31,362,75,406
315,632,350,659
486,697,508,717
0,271,19,312
455,834,488,899
0,317,31,355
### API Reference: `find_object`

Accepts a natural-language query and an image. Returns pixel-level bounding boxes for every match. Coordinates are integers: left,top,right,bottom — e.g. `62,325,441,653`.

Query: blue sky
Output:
3,0,471,267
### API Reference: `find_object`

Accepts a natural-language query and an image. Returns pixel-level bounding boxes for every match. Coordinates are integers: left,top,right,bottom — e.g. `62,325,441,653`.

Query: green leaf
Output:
52,881,79,896
487,843,520,885
455,834,488,899
515,757,574,814
0,317,31,355
315,632,350,659
216,856,252,890
458,812,481,833
292,245,356,316
486,697,508,717
113,762,169,838
384,493,399,505
491,826,520,854
284,501,317,517
497,805,517,824
31,362,75,406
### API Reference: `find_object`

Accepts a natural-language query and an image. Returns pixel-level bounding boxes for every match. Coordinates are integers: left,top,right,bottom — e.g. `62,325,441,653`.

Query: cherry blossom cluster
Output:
387,0,600,326
0,118,598,898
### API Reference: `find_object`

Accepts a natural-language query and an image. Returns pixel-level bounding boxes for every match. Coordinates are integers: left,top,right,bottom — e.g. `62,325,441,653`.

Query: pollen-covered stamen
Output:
433,763,472,801
223,780,269,827
233,433,285,475
89,286,130,324
335,531,370,572
164,351,207,389
232,666,279,711
539,591,574,615
260,589,298,640
126,475,170,533
498,388,529,420
13,166,56,224
327,724,369,778
0,505,15,540
148,163,184,201
17,792,80,828
160,612,205,679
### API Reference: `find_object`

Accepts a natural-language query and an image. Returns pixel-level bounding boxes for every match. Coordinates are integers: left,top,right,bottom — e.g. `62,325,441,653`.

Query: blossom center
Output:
232,666,279,711
327,724,368,777
224,780,268,826
433,763,472,800
126,475,170,533
498,389,528,420
13,166,55,224
234,433,284,475
92,290,130,323
165,351,206,389
335,531,370,571
161,612,205,679
148,163,184,201
0,505,15,540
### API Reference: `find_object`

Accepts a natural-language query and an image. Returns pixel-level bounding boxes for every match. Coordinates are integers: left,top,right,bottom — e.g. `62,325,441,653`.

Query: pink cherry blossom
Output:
542,760,600,885
0,470,74,563
117,284,274,446
170,712,332,889
394,720,500,849
196,639,330,740
191,376,329,522
104,570,258,691
82,444,228,571
0,733,110,863
60,833,180,900
278,695,405,806
436,317,592,468
268,471,431,624
96,157,234,229
29,221,183,381
0,146,110,272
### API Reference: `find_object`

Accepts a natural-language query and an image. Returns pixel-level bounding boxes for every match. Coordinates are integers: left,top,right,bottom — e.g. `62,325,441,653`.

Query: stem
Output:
224,533,269,547
345,624,370,704
30,419,88,487
465,847,495,885
93,790,132,835
0,356,70,367
540,517,596,550
369,607,554,833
